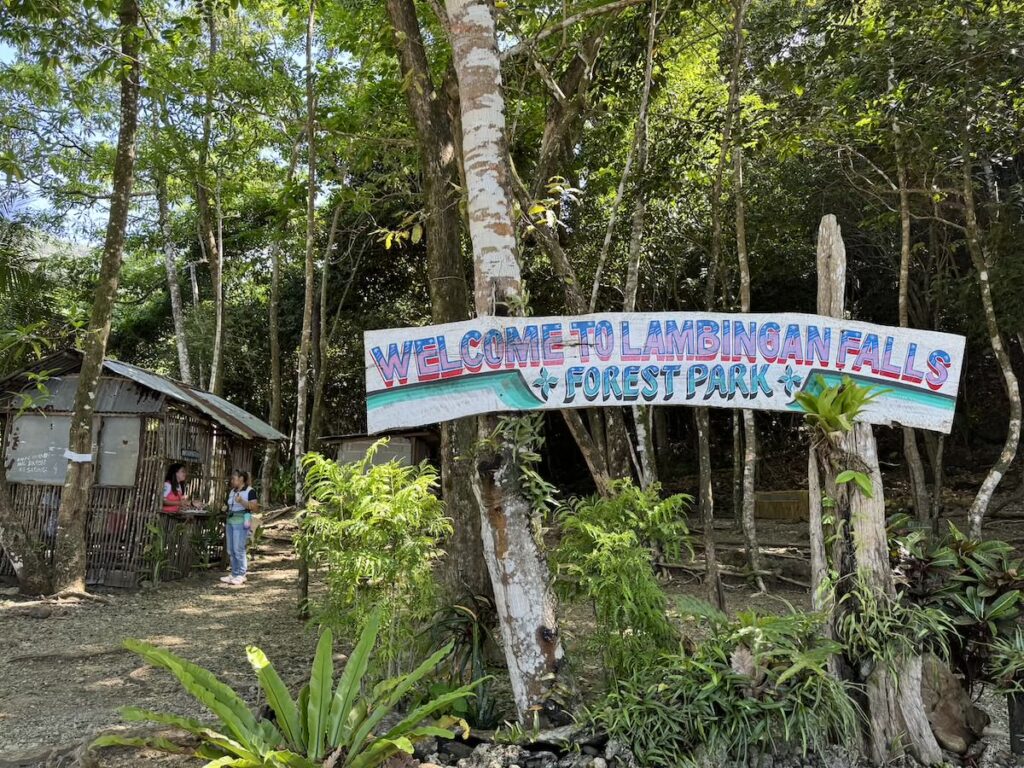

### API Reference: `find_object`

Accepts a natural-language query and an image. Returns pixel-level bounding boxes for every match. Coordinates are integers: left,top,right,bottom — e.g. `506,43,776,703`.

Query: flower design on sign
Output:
532,368,558,401
777,365,803,397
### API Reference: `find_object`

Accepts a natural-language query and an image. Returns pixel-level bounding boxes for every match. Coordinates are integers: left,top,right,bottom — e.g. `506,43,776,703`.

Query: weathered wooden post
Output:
811,214,942,766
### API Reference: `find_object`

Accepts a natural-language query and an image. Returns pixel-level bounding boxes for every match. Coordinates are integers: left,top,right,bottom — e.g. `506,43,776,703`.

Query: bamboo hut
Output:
0,350,285,587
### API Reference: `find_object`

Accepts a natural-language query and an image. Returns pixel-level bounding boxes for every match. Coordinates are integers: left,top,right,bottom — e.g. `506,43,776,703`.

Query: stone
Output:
920,654,990,754
592,759,607,768
441,741,476,761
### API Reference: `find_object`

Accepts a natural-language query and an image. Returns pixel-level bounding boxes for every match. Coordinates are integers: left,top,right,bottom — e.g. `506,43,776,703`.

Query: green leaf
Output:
89,734,188,753
329,607,381,745
247,646,301,748
347,642,454,758
306,629,334,760
123,639,259,749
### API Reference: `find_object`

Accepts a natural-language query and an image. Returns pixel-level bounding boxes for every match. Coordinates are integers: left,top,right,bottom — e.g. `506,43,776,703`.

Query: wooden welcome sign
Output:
364,312,965,434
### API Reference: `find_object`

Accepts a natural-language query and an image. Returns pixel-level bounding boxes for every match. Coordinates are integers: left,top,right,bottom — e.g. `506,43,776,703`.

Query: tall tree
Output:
156,170,192,384
293,0,318,505
445,0,569,720
728,0,765,593
52,0,142,593
385,0,491,598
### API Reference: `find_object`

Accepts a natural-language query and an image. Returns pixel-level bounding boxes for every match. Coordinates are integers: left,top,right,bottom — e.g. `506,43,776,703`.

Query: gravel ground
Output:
0,542,314,766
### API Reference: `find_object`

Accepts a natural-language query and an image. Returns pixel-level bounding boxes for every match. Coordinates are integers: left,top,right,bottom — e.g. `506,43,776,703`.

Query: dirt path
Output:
0,542,316,764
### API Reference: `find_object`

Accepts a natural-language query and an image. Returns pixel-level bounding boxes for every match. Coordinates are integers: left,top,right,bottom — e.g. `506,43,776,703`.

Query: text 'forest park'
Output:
370,317,955,403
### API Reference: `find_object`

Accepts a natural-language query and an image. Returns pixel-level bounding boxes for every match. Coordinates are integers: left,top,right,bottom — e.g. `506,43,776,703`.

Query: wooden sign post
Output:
809,214,941,765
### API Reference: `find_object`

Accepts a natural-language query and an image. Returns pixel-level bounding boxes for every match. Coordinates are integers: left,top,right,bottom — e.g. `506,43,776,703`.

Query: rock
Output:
414,738,439,760
441,741,476,761
921,654,990,754
592,759,607,768
524,751,558,768
603,740,639,768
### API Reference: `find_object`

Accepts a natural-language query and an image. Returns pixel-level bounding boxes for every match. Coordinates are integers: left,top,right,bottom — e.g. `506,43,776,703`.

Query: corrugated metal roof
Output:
100,359,286,442
28,375,163,414
0,351,285,442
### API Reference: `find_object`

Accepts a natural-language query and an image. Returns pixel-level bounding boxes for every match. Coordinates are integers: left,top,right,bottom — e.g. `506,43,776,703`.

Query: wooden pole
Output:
812,214,941,766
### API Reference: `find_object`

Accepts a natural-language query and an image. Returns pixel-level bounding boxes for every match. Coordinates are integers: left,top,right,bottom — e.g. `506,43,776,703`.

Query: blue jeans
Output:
226,522,248,577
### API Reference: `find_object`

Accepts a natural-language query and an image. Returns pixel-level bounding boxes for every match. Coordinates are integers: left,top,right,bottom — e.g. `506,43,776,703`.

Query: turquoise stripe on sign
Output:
367,370,544,412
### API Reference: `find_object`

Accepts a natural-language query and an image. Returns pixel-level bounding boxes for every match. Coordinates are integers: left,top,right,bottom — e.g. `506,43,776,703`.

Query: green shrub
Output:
428,594,502,729
296,442,452,675
891,518,1024,686
554,480,691,676
591,603,859,767
91,609,478,768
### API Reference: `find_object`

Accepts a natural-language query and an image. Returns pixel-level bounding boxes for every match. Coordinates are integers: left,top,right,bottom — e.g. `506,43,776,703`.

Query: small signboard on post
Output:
365,312,965,435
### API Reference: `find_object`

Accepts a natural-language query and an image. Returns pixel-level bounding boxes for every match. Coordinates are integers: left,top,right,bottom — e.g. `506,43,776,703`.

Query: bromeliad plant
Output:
91,609,479,768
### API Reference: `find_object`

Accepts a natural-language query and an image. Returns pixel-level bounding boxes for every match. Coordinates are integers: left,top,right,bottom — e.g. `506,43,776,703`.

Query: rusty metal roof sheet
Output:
0,351,285,442
100,359,286,442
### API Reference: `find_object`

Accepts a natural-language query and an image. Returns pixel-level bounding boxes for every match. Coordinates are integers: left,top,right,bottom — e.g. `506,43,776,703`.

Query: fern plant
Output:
297,443,452,675
555,480,692,677
91,609,479,768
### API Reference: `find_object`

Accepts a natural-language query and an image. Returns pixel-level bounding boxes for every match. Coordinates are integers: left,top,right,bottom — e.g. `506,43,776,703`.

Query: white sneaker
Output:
228,575,247,586
219,575,233,583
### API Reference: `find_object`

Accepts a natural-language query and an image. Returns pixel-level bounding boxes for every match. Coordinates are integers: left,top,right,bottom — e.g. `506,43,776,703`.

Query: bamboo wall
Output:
1,405,261,588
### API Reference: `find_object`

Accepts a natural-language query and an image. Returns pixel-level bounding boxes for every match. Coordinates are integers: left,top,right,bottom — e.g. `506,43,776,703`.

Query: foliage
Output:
92,609,479,768
296,442,452,676
891,519,1024,686
555,480,692,676
831,575,952,674
427,594,501,729
144,521,170,585
483,414,559,526
793,375,887,441
591,602,859,766
988,628,1024,695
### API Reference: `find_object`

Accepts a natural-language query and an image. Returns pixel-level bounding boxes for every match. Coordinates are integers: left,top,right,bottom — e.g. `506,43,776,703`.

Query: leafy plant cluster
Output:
92,609,479,768
296,442,453,675
891,518,1024,687
554,479,692,676
793,375,886,442
427,594,501,729
591,600,859,767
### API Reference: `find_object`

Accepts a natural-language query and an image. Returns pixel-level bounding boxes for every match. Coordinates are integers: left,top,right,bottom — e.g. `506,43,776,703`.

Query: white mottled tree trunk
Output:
446,0,568,721
729,0,764,593
962,134,1021,539
156,172,192,385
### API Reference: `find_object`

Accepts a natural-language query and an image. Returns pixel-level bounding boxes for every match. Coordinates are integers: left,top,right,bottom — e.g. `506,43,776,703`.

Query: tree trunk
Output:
445,0,568,720
962,131,1021,539
814,214,941,766
732,412,743,525
156,172,192,385
293,0,317,506
728,0,764,592
197,0,224,395
309,205,343,448
385,0,491,600
622,0,658,490
894,148,930,525
260,133,303,508
696,407,726,610
260,240,282,508
51,0,140,593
